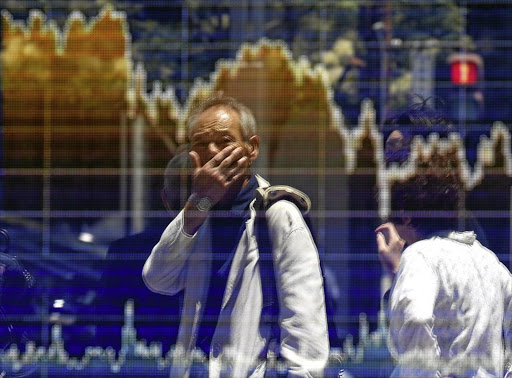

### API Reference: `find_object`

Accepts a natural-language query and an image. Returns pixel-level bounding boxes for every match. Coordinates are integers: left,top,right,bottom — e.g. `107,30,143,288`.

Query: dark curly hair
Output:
390,170,461,235
386,98,462,235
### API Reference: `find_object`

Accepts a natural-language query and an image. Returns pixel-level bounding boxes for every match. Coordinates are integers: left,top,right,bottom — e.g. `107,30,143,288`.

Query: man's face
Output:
190,105,248,166
385,130,412,165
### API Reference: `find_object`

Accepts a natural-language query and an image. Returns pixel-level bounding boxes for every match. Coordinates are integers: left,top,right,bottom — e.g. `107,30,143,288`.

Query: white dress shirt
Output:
389,231,512,377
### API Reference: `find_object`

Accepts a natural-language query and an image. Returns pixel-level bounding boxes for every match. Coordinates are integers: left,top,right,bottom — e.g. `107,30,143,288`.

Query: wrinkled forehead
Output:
190,105,242,138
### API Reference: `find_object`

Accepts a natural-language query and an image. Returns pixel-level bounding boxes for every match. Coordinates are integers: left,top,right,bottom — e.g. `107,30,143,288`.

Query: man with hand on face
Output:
143,95,329,377
375,107,512,378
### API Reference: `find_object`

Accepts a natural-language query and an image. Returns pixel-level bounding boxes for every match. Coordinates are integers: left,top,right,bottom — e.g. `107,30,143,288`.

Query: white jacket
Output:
389,231,512,378
142,176,329,377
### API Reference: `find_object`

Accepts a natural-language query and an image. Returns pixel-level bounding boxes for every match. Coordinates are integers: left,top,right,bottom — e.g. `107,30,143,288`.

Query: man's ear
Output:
247,135,259,162
401,216,412,227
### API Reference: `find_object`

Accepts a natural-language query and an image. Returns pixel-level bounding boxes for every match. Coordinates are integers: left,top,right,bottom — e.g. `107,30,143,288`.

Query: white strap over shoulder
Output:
254,185,311,214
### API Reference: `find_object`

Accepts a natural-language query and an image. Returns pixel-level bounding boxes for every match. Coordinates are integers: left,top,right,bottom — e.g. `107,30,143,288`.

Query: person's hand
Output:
189,144,249,207
375,222,405,276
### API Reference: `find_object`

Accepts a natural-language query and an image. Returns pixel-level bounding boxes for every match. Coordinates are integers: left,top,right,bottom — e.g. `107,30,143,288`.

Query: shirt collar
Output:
446,231,477,244
433,230,477,245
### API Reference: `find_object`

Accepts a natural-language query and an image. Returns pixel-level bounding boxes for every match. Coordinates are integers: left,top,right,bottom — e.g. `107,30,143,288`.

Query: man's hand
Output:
189,144,249,206
375,222,405,276
183,144,249,235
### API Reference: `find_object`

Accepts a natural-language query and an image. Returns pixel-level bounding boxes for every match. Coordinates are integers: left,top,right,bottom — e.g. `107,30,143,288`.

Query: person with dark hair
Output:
142,94,328,377
160,145,194,215
376,107,512,377
383,98,488,244
383,98,454,166
96,150,192,352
